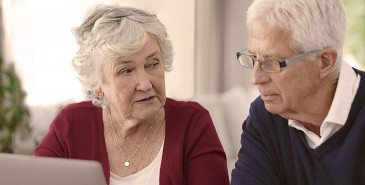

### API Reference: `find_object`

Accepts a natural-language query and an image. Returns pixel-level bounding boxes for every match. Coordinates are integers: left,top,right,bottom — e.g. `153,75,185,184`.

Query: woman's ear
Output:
319,48,337,79
95,88,104,98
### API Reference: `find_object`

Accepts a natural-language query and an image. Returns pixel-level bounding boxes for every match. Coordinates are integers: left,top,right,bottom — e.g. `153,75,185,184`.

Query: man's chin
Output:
264,103,284,115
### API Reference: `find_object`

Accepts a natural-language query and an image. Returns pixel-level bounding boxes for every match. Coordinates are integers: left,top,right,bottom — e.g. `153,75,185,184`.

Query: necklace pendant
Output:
124,161,130,167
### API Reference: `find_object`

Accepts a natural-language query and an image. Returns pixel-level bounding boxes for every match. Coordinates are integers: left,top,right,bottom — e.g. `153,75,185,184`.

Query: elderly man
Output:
231,0,365,184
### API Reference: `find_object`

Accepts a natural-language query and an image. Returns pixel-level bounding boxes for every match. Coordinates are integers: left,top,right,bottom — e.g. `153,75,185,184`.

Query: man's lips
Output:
260,93,278,101
261,92,275,96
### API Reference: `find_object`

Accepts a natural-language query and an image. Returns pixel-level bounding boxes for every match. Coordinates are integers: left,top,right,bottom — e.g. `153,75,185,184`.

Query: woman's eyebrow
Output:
146,51,161,60
111,60,131,72
115,60,131,65
112,51,161,70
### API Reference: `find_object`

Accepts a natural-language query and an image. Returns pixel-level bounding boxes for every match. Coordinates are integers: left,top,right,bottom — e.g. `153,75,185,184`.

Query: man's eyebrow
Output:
262,54,273,58
247,49,267,57
247,49,255,55
247,50,270,58
248,50,278,59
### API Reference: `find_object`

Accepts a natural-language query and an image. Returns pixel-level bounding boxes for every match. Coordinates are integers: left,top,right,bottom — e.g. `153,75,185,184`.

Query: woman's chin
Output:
132,107,161,120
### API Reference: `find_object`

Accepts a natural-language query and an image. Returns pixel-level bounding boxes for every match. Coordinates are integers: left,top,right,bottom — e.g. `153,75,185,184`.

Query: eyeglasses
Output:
236,49,321,73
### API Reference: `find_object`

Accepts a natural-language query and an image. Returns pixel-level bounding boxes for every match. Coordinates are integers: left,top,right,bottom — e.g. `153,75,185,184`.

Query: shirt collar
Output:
323,61,358,126
289,61,359,131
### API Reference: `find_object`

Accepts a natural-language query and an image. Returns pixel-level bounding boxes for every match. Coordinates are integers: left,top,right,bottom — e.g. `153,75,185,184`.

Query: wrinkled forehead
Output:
247,22,292,58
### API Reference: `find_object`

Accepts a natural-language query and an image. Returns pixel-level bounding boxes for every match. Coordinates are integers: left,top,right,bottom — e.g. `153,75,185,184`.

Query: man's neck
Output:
283,76,338,136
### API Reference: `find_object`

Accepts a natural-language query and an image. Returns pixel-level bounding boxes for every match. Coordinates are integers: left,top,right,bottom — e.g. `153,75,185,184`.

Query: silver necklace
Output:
108,111,157,167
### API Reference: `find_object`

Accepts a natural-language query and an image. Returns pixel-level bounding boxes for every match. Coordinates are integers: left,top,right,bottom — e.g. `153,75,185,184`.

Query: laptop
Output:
0,153,107,185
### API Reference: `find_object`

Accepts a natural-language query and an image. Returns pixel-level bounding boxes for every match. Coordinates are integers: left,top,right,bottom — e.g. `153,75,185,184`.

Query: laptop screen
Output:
0,153,107,185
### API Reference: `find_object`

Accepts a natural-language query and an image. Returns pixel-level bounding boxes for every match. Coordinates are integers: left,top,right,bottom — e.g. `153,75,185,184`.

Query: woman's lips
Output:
136,96,155,103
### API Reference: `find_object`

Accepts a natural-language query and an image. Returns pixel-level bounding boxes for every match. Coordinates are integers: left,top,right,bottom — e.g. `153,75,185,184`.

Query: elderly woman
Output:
33,4,229,185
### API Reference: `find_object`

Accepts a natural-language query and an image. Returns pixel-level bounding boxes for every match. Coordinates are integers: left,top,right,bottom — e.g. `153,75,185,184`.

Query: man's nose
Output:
251,61,270,85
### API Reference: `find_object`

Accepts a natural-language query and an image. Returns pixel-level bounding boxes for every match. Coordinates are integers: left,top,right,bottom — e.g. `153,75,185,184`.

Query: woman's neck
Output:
103,107,159,140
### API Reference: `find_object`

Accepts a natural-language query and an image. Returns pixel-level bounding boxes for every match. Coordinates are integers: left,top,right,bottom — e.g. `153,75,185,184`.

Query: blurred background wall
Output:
0,0,256,145
1,0,258,106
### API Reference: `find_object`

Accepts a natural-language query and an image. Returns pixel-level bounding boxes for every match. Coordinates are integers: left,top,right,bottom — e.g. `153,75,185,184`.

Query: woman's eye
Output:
119,69,132,75
148,60,160,69
152,62,159,68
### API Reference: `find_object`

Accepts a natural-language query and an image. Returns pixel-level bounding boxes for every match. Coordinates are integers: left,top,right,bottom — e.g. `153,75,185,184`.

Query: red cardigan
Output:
34,98,229,185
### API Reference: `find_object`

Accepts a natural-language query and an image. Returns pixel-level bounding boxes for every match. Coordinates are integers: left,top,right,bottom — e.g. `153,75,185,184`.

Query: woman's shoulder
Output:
54,101,101,123
59,101,99,114
61,101,96,110
165,97,207,112
164,98,215,137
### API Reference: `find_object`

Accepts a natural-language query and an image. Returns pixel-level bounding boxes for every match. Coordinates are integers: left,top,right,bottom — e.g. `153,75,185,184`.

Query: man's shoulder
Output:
245,96,288,130
249,96,272,118
353,67,365,76
250,96,265,109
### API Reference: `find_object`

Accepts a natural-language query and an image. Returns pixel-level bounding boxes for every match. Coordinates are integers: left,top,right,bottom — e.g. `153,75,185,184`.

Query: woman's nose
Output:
136,71,153,92
251,62,270,85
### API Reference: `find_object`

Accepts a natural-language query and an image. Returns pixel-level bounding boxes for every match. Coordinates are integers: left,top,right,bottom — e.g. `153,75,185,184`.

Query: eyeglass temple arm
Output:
280,49,321,67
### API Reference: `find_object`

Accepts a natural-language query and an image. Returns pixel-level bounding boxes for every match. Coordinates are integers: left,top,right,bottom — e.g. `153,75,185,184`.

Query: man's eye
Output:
249,55,257,62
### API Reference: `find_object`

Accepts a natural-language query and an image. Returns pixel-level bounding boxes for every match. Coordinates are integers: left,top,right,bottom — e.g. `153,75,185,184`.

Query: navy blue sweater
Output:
231,69,365,185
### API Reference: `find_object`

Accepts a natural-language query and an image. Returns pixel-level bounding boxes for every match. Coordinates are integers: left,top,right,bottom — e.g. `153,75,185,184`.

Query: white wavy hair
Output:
247,0,346,77
72,4,173,107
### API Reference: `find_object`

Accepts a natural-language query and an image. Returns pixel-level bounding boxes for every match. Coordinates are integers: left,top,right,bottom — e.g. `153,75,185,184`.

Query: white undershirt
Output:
110,141,164,185
288,61,361,148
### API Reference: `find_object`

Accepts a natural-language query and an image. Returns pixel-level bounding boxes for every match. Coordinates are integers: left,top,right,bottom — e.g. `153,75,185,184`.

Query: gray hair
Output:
247,0,346,76
72,4,173,107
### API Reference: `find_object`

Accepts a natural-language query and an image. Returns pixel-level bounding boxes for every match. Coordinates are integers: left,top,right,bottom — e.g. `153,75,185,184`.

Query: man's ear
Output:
318,48,337,79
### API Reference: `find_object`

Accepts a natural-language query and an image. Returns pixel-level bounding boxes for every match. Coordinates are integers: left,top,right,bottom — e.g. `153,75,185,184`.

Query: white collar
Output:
322,61,358,126
288,61,360,146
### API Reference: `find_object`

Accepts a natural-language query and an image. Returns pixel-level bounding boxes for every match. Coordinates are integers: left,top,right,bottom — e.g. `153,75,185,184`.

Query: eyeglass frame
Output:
236,48,321,73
